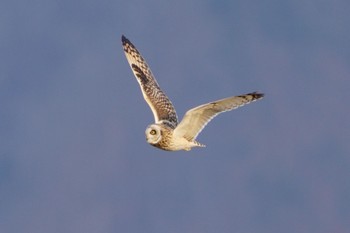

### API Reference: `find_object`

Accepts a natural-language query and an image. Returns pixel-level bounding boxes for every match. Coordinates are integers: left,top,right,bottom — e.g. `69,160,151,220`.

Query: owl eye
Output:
150,129,157,135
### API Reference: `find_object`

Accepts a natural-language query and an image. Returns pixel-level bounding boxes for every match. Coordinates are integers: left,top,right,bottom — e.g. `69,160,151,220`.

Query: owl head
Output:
145,124,162,144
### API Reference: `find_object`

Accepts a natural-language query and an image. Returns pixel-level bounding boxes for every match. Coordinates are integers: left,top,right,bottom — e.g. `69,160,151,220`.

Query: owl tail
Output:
184,140,206,151
194,140,206,148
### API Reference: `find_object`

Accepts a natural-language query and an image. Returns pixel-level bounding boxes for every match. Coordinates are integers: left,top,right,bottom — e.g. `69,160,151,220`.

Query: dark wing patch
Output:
131,64,149,85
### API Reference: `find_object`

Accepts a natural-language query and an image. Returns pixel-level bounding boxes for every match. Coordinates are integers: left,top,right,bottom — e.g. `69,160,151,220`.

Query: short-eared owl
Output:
122,35,264,151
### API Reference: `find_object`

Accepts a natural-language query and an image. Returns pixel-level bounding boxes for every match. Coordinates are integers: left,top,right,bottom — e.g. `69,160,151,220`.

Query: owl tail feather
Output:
194,141,206,148
184,140,206,151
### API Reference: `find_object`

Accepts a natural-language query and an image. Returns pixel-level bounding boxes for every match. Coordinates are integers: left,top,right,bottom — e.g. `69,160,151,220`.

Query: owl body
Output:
122,35,264,151
145,123,204,151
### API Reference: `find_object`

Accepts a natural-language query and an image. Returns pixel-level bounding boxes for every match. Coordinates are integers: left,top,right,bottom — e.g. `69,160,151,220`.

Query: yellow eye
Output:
150,129,156,135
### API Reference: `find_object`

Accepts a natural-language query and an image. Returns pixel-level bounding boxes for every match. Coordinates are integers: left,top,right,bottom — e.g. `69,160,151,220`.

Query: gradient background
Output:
1,0,349,232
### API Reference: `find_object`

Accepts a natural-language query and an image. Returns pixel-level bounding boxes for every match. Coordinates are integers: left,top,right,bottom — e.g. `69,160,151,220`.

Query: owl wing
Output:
173,92,264,141
122,35,178,127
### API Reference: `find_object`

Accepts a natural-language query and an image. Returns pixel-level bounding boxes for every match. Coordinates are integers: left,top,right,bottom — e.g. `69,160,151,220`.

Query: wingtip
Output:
121,35,135,49
121,34,127,43
251,91,265,99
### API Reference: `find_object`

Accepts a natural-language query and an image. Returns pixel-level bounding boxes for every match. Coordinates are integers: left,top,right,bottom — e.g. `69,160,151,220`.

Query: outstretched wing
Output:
122,35,178,127
173,92,264,141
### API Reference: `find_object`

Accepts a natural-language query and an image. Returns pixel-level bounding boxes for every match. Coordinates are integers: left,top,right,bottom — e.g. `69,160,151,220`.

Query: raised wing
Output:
173,92,264,141
122,35,178,127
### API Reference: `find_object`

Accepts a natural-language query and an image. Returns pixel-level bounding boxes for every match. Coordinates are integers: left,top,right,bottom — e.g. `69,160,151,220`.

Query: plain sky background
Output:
1,0,349,233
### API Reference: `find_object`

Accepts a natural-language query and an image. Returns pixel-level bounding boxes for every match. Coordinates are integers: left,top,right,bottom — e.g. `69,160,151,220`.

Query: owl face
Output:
145,124,162,144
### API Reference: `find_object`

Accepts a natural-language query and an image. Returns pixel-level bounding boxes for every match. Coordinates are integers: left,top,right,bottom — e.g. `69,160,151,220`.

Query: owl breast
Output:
151,126,176,151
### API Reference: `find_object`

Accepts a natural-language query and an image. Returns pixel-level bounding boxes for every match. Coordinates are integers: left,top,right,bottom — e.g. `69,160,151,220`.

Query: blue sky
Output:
1,0,349,232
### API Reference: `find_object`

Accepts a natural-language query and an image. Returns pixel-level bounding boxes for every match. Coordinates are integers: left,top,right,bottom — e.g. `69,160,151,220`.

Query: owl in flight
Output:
122,35,264,151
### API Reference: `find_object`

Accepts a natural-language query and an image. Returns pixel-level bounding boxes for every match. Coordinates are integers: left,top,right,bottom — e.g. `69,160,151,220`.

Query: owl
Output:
122,35,264,151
